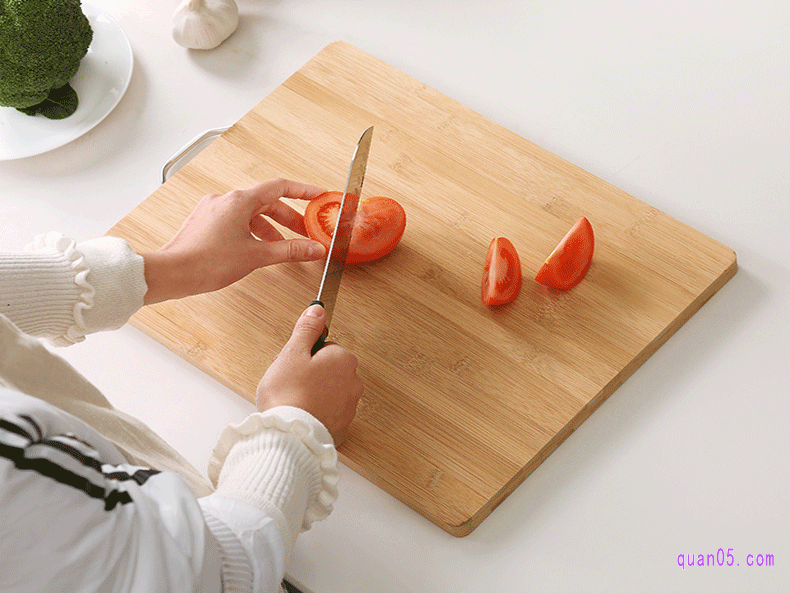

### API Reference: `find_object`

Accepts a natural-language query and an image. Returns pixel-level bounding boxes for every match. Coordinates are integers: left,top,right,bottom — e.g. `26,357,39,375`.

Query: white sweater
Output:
0,233,339,593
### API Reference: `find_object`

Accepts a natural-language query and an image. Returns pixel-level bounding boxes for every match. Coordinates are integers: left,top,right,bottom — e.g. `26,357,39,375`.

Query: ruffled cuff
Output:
23,233,145,345
208,407,339,554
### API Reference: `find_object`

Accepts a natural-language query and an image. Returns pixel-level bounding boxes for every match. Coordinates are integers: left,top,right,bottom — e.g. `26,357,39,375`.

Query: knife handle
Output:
309,300,328,356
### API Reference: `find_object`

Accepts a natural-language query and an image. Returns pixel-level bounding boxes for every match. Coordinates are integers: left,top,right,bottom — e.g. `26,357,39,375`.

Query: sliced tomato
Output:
304,191,406,263
482,237,522,305
535,216,594,289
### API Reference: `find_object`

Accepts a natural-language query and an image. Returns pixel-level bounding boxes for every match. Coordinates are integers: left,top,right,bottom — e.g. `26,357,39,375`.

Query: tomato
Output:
534,216,594,289
304,191,406,263
482,237,522,305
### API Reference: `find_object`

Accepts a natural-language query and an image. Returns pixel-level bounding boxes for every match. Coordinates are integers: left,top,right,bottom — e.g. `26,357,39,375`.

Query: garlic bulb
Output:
172,0,239,50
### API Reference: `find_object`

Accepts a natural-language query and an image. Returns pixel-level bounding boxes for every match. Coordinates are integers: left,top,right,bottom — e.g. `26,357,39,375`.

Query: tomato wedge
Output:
304,191,406,263
482,237,522,305
535,216,594,289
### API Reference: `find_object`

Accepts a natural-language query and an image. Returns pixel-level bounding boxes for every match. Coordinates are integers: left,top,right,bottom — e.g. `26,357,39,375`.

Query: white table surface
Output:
2,1,788,591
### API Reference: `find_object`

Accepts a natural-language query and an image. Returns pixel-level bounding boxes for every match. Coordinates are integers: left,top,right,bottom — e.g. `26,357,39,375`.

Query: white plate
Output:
0,5,134,161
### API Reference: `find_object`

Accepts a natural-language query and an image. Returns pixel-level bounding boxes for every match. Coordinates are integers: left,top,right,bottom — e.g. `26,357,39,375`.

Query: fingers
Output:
253,238,325,266
260,200,309,237
271,177,326,201
238,178,325,210
284,304,328,355
250,215,285,242
212,178,328,269
237,178,323,238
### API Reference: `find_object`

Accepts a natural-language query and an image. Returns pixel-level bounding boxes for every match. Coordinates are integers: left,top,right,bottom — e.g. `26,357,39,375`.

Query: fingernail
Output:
305,304,323,317
309,242,325,258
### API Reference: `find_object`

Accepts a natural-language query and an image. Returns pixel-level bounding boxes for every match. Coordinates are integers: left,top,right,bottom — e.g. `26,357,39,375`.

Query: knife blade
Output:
310,126,374,354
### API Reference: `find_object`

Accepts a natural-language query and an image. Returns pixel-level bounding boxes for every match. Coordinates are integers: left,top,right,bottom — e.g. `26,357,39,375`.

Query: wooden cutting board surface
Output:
108,41,737,536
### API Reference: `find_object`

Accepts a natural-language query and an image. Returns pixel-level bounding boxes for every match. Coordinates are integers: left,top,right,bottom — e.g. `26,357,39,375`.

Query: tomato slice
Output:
535,216,594,289
482,237,522,305
304,191,406,263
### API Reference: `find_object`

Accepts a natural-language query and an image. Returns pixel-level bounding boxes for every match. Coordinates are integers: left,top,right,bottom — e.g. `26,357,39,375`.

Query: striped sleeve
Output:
0,391,222,593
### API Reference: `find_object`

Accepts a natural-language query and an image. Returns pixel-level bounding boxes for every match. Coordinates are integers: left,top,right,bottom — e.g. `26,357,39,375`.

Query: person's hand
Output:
256,305,364,445
141,178,327,304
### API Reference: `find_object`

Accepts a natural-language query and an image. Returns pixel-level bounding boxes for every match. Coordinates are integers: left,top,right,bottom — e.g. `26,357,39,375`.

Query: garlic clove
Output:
172,0,239,50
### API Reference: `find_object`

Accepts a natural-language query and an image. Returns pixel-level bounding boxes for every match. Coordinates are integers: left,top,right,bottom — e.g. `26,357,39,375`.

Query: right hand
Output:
256,304,364,445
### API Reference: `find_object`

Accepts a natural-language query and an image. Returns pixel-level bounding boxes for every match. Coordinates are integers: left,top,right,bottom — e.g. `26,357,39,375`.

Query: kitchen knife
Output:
310,126,374,355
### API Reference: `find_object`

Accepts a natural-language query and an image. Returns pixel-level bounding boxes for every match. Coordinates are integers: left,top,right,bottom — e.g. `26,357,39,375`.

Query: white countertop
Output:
2,1,788,591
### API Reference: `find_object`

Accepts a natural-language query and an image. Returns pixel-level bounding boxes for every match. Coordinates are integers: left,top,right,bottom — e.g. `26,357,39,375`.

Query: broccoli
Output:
0,0,93,119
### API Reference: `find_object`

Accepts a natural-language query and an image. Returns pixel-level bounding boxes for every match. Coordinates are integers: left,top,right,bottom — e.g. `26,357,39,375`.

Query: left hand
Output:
141,178,326,304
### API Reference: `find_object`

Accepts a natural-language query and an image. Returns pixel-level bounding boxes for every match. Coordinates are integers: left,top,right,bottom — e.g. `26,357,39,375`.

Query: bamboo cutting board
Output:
108,41,736,536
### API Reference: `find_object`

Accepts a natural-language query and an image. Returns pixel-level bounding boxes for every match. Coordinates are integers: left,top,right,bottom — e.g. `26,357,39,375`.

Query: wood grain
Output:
108,41,737,536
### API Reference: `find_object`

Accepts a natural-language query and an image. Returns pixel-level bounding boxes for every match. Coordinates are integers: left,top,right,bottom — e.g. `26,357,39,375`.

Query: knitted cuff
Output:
202,510,255,593
19,233,145,345
74,236,146,335
1,239,82,342
209,407,340,553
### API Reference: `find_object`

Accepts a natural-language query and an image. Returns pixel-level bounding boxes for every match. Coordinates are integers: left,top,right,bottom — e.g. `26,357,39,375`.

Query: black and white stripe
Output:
0,415,160,511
